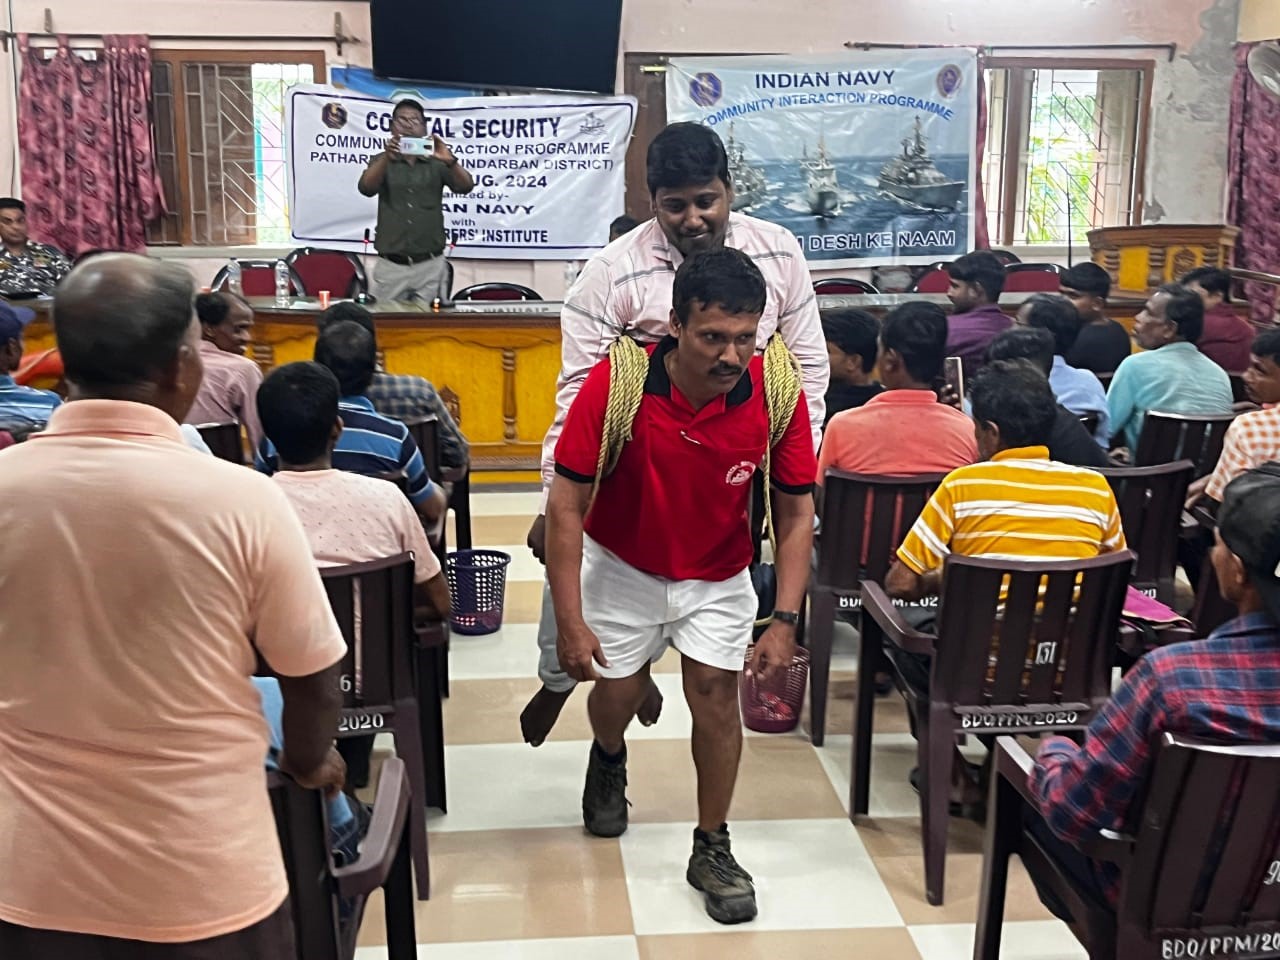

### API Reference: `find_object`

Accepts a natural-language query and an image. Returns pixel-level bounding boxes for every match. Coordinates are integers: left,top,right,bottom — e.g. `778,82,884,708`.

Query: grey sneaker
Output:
686,825,757,924
582,742,628,837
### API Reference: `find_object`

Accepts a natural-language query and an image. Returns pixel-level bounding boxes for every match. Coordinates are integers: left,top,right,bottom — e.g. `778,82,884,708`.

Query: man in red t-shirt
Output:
547,249,816,925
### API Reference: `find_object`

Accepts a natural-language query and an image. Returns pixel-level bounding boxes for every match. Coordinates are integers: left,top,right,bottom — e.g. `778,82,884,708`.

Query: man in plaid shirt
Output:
318,303,469,470
1029,464,1280,914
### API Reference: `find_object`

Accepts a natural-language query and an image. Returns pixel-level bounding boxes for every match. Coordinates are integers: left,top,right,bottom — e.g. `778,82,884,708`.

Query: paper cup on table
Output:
318,290,331,309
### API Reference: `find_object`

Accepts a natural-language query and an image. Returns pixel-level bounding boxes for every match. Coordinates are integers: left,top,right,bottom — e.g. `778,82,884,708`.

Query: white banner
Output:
666,52,978,267
285,85,636,260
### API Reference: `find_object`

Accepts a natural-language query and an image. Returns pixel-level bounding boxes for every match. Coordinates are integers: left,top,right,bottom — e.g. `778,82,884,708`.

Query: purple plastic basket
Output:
739,645,810,734
446,549,512,636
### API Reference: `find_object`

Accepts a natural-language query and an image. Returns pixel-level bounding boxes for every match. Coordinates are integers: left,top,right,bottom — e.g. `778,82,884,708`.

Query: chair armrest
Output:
334,757,411,899
859,580,936,656
994,736,1039,806
996,738,1134,865
413,618,449,650
442,464,468,484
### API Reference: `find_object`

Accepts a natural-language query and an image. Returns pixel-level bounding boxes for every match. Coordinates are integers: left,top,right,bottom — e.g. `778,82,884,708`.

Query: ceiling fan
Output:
1248,41,1280,100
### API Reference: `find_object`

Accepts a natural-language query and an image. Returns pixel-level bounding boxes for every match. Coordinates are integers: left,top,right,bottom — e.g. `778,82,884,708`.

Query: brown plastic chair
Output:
1134,411,1237,478
1097,462,1195,606
269,758,416,960
808,470,946,746
404,415,473,558
452,282,542,301
321,553,435,900
856,549,1134,905
196,421,245,465
976,734,1280,960
813,277,880,295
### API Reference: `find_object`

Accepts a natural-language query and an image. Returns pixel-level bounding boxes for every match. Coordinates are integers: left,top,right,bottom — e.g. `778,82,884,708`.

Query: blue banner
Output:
327,65,478,101
666,52,978,267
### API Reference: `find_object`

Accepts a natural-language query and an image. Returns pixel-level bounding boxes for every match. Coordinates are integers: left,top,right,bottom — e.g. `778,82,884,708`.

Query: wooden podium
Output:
1087,224,1240,296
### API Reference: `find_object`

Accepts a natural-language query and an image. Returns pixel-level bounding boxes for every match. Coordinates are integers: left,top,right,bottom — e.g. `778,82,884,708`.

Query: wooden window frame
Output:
150,48,327,247
985,56,1154,248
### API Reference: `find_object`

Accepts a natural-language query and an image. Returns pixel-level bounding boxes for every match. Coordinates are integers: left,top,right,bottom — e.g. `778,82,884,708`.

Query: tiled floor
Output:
354,490,1088,959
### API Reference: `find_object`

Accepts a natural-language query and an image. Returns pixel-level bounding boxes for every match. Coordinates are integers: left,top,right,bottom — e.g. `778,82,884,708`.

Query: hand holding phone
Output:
399,137,434,157
942,356,965,410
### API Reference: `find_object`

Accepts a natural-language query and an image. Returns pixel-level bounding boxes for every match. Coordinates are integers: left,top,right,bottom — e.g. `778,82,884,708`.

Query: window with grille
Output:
147,50,325,247
983,59,1151,247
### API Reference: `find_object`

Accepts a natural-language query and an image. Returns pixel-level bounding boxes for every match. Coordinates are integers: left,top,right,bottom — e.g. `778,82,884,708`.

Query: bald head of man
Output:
54,252,204,423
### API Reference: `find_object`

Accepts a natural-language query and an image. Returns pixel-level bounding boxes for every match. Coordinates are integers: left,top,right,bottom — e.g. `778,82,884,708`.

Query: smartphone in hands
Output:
943,356,965,410
399,137,434,157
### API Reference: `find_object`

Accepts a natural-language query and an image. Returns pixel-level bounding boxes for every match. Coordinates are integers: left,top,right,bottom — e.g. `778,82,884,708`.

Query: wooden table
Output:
14,291,1151,475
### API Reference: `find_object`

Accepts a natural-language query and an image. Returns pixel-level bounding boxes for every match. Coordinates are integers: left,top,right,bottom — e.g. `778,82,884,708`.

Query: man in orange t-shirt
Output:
0,255,347,958
817,301,977,483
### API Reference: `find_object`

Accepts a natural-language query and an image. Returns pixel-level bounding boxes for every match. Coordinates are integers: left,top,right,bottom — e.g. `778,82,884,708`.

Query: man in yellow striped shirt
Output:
885,359,1127,809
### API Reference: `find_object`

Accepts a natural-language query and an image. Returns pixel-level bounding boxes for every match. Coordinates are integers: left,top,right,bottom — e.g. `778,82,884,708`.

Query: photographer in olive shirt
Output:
358,99,475,304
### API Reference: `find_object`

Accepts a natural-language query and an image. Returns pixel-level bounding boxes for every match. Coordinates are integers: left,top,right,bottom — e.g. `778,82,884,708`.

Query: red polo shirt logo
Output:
554,337,817,582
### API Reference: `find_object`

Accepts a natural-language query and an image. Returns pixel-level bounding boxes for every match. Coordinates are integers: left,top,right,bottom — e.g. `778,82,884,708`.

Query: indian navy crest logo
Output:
579,112,606,136
690,72,723,107
936,65,963,99
725,461,756,487
321,103,348,129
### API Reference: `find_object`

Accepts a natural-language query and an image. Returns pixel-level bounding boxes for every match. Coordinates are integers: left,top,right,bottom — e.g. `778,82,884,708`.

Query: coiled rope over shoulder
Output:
592,333,803,555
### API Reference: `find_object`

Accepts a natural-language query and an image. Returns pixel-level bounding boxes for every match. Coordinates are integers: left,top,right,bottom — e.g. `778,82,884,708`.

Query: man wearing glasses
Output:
358,99,475,304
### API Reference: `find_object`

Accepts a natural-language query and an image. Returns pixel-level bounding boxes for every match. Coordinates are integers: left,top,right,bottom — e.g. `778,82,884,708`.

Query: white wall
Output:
0,0,1240,292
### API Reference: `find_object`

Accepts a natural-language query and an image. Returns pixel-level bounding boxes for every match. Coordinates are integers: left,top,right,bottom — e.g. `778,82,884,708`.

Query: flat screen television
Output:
370,0,624,95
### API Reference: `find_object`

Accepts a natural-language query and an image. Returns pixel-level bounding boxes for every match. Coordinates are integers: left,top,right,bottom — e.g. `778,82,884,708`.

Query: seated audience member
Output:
821,307,884,425
987,329,1109,468
885,359,1126,805
1027,465,1280,920
945,251,1011,378
258,320,446,524
258,361,451,618
1188,327,1280,507
1060,262,1132,375
1017,292,1110,447
0,197,71,296
609,214,641,242
0,302,60,438
184,291,264,450
319,302,469,471
1107,283,1234,451
1181,266,1254,374
817,301,976,482
0,253,346,958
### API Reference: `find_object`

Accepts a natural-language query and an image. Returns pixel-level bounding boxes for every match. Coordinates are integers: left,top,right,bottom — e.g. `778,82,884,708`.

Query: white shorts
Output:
580,536,756,679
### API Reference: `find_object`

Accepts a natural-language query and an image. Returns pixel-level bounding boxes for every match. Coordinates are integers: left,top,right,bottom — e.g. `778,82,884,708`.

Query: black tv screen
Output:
370,0,623,95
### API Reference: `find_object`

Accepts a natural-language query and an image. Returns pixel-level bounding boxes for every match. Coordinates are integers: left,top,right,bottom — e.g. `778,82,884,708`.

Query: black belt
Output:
380,252,439,266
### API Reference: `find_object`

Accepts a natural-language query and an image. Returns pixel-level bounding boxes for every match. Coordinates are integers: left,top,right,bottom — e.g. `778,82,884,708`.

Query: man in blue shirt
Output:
256,321,445,525
1017,293,1110,448
1107,283,1233,451
0,302,60,439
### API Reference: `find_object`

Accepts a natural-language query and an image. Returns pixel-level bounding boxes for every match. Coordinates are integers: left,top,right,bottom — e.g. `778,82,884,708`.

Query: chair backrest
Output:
321,554,417,725
1003,262,1063,293
990,248,1022,265
286,247,368,299
909,263,952,294
452,282,541,302
813,277,880,295
1098,371,1115,391
1229,373,1250,404
402,416,442,480
211,259,308,297
931,551,1134,725
1115,734,1280,956
1134,411,1237,477
268,771,343,960
195,421,245,465
1097,461,1195,603
816,471,947,591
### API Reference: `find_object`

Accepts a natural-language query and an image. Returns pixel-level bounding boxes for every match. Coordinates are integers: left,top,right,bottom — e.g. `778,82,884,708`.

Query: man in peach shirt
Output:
0,254,347,958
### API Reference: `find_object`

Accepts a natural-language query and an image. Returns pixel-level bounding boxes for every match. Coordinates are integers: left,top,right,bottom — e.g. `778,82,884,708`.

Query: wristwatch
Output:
772,610,800,625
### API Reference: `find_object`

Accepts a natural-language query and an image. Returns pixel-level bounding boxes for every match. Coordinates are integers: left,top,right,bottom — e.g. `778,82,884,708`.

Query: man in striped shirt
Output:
885,359,1126,808
0,302,60,439
255,321,445,525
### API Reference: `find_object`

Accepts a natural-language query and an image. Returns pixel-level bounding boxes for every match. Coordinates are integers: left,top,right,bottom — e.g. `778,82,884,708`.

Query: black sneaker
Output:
686,825,757,924
582,741,629,837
